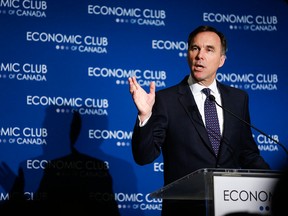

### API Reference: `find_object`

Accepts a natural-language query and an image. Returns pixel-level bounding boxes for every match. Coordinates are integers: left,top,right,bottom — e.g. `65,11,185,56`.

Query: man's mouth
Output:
194,63,204,70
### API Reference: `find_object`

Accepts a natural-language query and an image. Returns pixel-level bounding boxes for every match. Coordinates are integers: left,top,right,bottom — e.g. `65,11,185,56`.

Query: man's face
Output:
187,31,226,86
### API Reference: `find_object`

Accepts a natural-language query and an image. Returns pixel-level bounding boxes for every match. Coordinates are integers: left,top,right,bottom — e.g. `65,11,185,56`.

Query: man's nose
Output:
196,49,204,59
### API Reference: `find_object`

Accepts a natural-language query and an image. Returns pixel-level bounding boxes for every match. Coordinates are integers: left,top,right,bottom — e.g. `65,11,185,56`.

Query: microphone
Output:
208,95,288,155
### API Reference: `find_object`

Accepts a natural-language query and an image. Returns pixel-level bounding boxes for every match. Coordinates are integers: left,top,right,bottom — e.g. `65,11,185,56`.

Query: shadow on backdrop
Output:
0,105,120,215
0,161,17,195
72,106,142,216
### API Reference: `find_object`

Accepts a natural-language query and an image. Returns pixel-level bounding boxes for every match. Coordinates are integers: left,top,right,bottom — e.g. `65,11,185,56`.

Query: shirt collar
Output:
188,74,219,95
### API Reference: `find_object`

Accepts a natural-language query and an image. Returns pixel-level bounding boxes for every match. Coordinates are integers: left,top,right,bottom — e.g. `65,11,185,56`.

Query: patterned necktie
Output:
202,88,221,156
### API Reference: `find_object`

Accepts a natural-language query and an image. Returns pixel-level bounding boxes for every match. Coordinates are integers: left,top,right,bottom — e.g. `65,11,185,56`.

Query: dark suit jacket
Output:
132,75,270,186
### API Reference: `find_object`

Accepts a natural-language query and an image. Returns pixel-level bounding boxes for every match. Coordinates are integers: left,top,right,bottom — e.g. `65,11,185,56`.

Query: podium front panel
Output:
213,175,279,215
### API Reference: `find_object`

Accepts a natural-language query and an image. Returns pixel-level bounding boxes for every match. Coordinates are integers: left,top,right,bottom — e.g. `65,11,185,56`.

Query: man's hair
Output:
187,25,227,55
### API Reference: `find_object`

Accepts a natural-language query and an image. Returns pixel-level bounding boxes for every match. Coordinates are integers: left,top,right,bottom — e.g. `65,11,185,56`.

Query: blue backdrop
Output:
0,0,287,215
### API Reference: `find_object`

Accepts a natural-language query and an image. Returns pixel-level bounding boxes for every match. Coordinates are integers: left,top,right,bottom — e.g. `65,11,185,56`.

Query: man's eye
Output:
207,47,215,52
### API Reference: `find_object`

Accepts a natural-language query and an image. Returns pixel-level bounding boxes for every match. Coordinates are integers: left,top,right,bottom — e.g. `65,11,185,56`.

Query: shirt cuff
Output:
138,112,152,127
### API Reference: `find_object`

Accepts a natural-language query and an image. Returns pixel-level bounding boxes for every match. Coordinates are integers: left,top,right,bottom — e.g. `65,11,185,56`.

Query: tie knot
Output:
202,88,211,97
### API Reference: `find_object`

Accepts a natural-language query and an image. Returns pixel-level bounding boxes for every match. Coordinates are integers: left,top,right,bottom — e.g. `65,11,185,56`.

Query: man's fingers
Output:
131,77,139,90
150,81,156,94
129,77,156,96
129,77,140,93
129,77,138,94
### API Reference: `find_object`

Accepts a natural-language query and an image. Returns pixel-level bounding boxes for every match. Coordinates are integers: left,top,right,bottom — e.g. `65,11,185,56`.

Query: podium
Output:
149,168,282,216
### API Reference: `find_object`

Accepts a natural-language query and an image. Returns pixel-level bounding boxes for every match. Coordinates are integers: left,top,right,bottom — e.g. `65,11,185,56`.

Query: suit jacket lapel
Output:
177,78,212,150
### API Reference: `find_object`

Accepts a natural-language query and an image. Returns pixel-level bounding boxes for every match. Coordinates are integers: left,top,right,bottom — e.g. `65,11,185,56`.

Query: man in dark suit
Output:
128,25,270,216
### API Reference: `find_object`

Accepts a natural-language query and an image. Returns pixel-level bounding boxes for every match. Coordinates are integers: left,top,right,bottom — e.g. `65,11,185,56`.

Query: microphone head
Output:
208,95,216,102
